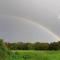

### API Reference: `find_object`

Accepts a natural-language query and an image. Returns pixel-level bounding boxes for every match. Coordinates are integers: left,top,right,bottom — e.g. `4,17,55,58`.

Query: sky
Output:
0,0,60,43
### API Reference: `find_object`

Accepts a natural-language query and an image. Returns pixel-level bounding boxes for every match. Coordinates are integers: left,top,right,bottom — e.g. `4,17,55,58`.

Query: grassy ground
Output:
11,50,60,60
1,49,60,60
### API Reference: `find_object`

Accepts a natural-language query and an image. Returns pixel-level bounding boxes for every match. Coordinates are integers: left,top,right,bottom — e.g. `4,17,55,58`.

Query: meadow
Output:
1,46,60,60
10,50,60,60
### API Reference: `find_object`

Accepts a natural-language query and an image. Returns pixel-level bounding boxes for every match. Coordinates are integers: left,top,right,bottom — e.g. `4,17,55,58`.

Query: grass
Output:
11,50,60,60
1,49,60,60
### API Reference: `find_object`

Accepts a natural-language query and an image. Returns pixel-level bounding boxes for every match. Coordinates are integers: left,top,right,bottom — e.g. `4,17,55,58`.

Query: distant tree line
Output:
0,39,60,50
5,41,60,50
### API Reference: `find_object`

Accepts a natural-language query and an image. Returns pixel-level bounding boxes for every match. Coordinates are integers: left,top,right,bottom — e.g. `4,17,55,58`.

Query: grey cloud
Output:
0,0,60,42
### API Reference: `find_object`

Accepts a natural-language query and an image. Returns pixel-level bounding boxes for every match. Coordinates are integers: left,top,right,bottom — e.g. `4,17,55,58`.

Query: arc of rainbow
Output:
0,15,60,42
16,16,60,42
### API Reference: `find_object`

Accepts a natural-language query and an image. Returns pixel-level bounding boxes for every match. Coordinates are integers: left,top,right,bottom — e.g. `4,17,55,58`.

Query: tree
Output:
16,42,24,50
34,42,49,50
49,42,58,50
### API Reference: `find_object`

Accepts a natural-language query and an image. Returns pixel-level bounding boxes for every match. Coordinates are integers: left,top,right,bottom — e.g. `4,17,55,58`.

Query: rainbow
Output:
1,15,60,42
16,16,60,42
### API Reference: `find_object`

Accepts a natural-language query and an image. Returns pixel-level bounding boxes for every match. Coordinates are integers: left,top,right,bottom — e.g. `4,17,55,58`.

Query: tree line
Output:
5,41,60,50
0,39,60,50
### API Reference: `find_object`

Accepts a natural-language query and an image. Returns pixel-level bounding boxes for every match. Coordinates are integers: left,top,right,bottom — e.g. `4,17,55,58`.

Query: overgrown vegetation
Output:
0,39,20,60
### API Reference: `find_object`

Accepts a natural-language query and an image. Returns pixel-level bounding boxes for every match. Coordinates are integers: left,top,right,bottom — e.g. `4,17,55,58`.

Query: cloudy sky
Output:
0,0,60,43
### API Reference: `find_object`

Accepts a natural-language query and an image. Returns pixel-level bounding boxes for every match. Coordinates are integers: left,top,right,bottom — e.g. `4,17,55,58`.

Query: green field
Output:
1,48,60,60
10,50,60,60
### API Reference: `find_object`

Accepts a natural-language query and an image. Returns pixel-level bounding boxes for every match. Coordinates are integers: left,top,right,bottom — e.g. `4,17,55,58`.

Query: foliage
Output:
1,39,60,60
5,41,60,50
